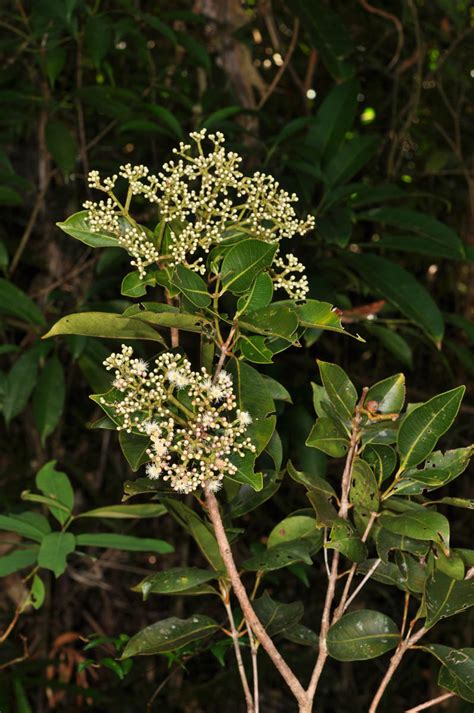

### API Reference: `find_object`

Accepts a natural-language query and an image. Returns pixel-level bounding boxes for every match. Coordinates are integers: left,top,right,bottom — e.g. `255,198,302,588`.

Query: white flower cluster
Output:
103,346,255,494
272,252,309,299
83,130,314,291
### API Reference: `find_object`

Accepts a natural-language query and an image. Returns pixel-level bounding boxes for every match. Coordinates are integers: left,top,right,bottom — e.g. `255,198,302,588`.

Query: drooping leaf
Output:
32,356,65,444
434,646,474,703
119,430,150,471
297,300,363,340
43,312,167,344
252,592,304,636
306,417,349,457
287,460,336,498
0,547,38,577
0,279,46,327
327,610,400,661
3,348,41,424
121,615,219,658
133,567,217,599
79,503,167,519
425,570,474,627
379,510,450,552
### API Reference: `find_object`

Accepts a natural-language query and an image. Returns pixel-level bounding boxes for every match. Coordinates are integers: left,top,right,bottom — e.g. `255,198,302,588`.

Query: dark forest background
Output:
0,1,473,710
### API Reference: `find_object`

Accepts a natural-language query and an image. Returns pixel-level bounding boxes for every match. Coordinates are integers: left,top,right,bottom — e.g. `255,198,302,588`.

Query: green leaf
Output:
172,265,211,307
84,15,112,65
297,300,363,340
287,460,336,497
239,335,273,363
236,272,273,314
165,501,224,572
76,533,174,554
267,515,322,553
294,0,354,80
362,445,397,484
307,79,359,159
201,106,243,130
327,610,400,661
252,592,303,636
3,348,40,424
365,374,405,414
317,360,357,424
397,386,465,470
349,459,380,512
130,309,209,334
79,503,167,519
324,136,379,188
346,253,444,342
425,570,474,627
317,208,352,248
379,510,450,552
148,105,183,139
122,615,219,658
133,567,216,599
436,647,474,703
226,451,263,491
38,532,76,577
306,417,349,457
229,472,280,518
32,356,65,444
36,460,74,525
243,542,313,571
358,208,465,260
375,528,428,565
366,325,413,369
283,623,318,647
121,270,158,297
56,211,118,248
30,574,45,609
0,278,45,327
0,512,51,543
239,302,299,342
327,519,367,563
0,547,38,577
395,551,427,593
221,239,277,294
43,312,167,344
228,360,275,420
45,121,77,174
119,431,150,471
307,490,339,528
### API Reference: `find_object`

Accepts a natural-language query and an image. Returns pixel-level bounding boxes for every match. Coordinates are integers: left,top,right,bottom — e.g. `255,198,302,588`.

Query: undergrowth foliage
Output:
2,134,474,712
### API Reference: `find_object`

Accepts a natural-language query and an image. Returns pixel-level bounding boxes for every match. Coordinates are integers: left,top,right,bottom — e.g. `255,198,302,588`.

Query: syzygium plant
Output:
35,131,474,712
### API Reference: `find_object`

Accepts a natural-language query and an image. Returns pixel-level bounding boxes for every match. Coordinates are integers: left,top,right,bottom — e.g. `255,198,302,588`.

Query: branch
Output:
257,18,299,110
205,488,307,708
220,583,254,712
368,626,428,712
404,691,456,713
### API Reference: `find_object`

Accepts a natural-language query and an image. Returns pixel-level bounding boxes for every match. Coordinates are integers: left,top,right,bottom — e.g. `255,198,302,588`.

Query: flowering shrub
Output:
3,133,473,713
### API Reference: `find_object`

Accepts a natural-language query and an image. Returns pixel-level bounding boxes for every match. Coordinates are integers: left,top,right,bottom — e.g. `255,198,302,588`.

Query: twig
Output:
404,691,456,712
213,325,236,381
205,488,308,708
220,582,255,713
357,0,404,68
246,622,260,713
0,635,29,670
343,559,381,613
368,626,428,712
257,18,299,110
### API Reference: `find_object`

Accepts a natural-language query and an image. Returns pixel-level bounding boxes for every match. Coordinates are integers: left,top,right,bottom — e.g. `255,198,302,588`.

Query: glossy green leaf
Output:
172,264,211,307
119,430,150,471
132,309,209,333
0,512,51,543
397,386,465,470
243,542,313,571
226,451,263,491
3,348,40,424
229,360,274,420
30,574,45,610
435,647,474,703
239,335,273,363
379,510,450,551
365,374,405,414
32,356,65,444
43,311,167,344
425,570,474,627
346,253,444,342
268,515,322,553
317,360,357,424
253,592,303,636
349,458,380,512
56,211,118,248
38,532,76,577
35,460,74,525
297,300,363,340
362,444,397,484
121,615,219,658
221,239,276,294
121,270,158,297
327,610,400,661
0,278,45,327
307,490,339,528
306,417,349,457
236,272,273,314
324,136,379,188
287,460,336,497
327,519,367,562
76,533,173,554
366,325,413,369
395,551,427,593
133,567,216,599
375,527,428,564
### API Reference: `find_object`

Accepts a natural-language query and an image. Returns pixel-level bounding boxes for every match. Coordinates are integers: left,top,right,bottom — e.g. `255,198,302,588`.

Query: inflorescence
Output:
103,346,255,494
84,130,313,297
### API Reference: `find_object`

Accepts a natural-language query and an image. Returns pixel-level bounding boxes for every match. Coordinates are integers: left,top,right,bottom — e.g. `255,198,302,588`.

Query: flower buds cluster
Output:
103,346,255,493
83,130,314,294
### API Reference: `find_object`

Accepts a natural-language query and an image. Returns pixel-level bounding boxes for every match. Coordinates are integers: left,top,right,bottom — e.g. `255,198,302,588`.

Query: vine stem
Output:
368,626,428,712
205,488,308,708
220,582,255,713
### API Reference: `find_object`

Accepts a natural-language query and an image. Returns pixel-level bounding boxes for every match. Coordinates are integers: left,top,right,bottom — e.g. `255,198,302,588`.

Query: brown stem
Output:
220,583,255,712
213,325,236,381
404,691,455,713
205,488,308,707
368,627,427,712
257,18,299,110
245,622,260,713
